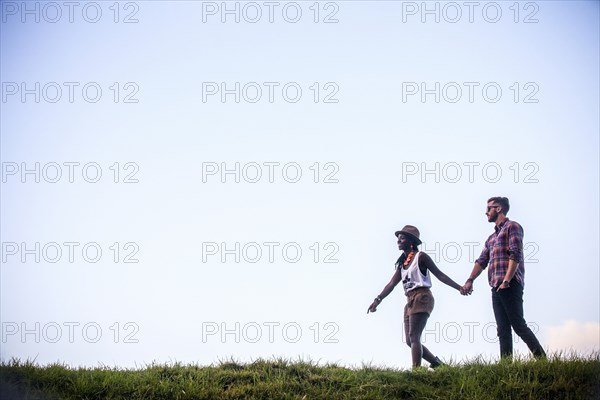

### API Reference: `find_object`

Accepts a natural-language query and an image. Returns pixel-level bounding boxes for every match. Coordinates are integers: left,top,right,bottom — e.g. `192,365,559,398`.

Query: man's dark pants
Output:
491,281,546,358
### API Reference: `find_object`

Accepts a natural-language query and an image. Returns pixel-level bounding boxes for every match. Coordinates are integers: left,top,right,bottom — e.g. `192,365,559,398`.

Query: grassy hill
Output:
1,354,599,399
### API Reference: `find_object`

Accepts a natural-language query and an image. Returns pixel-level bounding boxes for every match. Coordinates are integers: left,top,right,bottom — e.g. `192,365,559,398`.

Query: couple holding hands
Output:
367,197,546,369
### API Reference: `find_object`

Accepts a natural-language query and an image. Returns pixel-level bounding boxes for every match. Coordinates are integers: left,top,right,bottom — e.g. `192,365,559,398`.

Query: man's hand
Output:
461,281,473,296
496,281,510,292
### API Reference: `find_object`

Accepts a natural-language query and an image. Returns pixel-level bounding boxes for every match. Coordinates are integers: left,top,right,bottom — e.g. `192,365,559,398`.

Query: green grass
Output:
1,354,599,400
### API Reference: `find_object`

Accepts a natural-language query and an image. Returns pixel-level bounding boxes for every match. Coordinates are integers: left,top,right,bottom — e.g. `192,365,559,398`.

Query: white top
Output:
400,251,432,294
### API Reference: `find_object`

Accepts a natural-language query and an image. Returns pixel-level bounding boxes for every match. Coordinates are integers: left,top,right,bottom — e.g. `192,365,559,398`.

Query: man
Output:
462,197,546,359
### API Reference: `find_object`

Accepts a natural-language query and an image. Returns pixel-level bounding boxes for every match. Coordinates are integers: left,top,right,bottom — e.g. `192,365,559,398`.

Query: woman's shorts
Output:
404,287,435,316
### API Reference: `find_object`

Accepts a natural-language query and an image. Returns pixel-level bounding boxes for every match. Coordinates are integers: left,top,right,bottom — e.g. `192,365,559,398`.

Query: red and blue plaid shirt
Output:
475,219,525,288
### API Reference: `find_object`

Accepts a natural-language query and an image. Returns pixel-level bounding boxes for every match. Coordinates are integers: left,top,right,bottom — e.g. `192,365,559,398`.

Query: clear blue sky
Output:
1,1,598,369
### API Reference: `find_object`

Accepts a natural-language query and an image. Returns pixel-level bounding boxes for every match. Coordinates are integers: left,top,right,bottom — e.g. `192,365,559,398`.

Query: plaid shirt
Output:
475,219,525,288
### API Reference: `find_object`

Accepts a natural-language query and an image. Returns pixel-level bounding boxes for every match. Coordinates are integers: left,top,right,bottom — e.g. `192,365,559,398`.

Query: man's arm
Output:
497,259,519,291
507,222,524,263
498,223,523,291
462,238,490,295
462,262,484,294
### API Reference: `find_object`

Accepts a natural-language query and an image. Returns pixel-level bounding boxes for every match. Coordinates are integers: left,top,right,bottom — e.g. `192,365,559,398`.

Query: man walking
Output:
462,197,546,359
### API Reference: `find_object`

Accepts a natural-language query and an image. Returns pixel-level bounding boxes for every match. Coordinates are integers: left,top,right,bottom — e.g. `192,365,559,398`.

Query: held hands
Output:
460,280,474,296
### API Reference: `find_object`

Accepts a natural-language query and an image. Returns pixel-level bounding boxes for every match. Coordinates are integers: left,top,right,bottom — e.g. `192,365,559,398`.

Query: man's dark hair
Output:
488,196,510,215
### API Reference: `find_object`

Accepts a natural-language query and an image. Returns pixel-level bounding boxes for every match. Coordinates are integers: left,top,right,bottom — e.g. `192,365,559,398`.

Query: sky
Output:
1,0,599,370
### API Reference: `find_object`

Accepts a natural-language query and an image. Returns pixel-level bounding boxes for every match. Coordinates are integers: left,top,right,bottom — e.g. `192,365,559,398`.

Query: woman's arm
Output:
419,252,462,291
367,268,403,313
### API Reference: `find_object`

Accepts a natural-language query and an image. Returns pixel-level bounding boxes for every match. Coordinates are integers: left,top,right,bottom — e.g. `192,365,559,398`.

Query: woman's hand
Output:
367,298,381,314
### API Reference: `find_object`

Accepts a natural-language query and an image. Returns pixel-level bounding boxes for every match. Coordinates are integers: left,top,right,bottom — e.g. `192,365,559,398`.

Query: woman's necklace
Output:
403,250,416,267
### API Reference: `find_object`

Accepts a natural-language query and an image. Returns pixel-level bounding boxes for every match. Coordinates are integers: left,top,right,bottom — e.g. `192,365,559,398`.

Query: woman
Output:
367,225,462,369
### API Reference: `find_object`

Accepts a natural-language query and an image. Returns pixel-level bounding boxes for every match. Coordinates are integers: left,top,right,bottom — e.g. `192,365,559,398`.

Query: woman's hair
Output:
410,238,420,251
395,239,420,269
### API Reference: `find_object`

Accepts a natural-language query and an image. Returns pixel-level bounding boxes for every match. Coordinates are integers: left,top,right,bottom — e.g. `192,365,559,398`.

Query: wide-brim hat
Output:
394,225,422,245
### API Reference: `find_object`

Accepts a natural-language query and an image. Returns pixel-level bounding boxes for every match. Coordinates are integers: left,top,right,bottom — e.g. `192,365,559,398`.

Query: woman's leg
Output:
408,312,431,368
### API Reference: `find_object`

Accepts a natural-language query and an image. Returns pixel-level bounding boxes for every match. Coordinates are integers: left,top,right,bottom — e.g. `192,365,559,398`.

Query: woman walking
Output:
367,225,463,369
